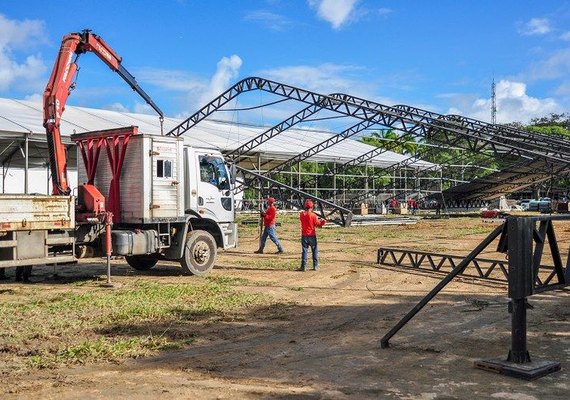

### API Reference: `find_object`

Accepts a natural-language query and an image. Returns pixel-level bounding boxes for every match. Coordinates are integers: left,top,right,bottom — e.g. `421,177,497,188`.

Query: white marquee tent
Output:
0,97,438,194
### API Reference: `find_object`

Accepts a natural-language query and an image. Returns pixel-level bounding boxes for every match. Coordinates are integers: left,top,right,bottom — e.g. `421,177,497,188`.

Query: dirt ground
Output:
1,216,569,399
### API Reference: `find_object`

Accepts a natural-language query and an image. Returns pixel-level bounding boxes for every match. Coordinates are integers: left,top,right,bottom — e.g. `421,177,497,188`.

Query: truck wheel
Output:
181,230,217,276
125,254,158,271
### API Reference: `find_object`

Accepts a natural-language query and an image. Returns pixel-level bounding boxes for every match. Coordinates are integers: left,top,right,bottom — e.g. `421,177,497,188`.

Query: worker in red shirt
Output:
255,197,284,254
299,200,327,271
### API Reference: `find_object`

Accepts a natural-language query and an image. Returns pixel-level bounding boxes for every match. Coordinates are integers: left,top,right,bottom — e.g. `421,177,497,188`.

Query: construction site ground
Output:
1,215,569,399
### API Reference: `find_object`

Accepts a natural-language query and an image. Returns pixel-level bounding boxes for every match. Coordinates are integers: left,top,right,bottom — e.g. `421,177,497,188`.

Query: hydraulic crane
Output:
43,29,164,202
2,29,236,279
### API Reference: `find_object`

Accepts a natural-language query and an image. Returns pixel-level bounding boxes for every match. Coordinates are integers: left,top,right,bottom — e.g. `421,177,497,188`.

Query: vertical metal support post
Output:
314,161,317,196
364,163,369,200
24,133,29,194
404,167,407,197
105,213,112,284
475,217,561,380
566,245,570,283
101,212,118,288
507,217,533,363
297,162,300,192
509,298,530,363
290,166,293,205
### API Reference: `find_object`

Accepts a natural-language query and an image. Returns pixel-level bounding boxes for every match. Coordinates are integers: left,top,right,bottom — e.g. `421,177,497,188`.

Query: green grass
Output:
232,258,300,270
0,279,267,370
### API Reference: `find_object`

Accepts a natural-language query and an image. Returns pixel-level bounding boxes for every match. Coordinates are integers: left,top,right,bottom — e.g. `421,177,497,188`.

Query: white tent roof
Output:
0,97,437,170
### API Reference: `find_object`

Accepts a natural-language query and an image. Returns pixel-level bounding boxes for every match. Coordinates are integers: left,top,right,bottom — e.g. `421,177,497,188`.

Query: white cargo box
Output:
77,133,184,223
0,195,75,231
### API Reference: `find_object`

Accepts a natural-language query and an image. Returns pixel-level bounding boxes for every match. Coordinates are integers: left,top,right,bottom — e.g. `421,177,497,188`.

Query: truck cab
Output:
184,147,237,249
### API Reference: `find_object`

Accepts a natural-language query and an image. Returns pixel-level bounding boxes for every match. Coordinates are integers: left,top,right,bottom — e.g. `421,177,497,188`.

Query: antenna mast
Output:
491,78,497,124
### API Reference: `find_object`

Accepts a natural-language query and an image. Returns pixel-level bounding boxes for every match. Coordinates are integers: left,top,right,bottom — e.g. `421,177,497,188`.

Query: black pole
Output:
508,298,530,363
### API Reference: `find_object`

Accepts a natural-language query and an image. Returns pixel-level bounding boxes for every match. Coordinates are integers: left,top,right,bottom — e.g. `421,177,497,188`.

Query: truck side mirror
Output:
230,163,237,185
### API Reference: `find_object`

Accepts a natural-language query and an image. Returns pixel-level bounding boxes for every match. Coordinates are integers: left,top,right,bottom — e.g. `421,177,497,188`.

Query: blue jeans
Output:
259,225,283,252
301,236,318,270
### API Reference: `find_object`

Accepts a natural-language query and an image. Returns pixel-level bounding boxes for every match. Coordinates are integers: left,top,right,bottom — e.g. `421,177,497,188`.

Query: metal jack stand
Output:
474,298,560,380
474,217,563,380
100,212,120,288
381,216,568,381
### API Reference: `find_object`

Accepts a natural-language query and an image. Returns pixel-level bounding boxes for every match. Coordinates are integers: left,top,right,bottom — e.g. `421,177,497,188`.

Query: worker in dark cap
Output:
299,200,327,271
255,197,284,254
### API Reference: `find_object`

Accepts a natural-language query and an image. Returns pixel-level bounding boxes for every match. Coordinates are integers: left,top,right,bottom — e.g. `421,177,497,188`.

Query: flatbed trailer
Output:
0,194,75,268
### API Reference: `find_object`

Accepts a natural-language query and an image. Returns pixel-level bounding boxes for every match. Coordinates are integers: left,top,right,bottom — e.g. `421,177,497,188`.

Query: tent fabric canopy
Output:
0,97,437,171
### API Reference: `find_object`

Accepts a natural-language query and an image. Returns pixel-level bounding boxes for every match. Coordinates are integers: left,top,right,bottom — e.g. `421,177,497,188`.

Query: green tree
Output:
359,129,418,155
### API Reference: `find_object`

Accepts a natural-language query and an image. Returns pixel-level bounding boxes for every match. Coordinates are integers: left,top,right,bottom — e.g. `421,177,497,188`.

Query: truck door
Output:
196,153,233,222
151,138,180,218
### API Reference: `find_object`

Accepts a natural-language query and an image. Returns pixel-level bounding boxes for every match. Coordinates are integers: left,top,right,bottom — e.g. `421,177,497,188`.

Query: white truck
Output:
0,131,237,277
1,30,238,278
74,129,237,275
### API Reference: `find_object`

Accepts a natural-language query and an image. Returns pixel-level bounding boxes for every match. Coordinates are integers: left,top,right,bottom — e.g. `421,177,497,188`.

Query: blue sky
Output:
2,0,570,126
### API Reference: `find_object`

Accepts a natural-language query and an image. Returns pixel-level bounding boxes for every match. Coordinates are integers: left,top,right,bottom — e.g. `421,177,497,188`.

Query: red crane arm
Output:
43,29,163,195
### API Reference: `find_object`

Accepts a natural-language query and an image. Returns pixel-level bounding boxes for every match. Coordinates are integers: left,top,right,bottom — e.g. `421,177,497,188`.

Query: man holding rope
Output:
255,197,284,254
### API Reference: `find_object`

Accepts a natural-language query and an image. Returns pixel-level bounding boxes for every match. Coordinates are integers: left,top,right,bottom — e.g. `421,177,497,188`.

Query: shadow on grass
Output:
95,291,569,398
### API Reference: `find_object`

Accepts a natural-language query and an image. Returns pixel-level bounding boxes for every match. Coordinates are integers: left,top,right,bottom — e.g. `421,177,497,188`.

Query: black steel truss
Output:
376,247,559,286
168,77,570,167
444,112,570,157
442,161,570,203
266,119,378,174
226,103,325,162
384,158,553,205
166,77,570,208
331,93,570,165
231,119,380,195
390,103,570,162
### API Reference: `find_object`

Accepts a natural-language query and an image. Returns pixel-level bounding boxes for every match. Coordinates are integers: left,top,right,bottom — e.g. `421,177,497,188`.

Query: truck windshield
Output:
199,156,230,190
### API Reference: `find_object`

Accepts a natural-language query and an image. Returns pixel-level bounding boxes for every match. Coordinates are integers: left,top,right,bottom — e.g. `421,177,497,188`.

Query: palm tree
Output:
359,129,418,155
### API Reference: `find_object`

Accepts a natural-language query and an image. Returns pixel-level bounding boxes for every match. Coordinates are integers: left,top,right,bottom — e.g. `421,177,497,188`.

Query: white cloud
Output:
527,48,570,81
518,17,551,36
0,14,48,92
555,80,570,96
102,101,158,116
133,102,155,115
136,67,206,92
24,93,42,102
105,102,130,113
308,0,359,29
114,55,243,117
445,80,562,124
560,31,570,41
196,55,243,108
243,10,292,31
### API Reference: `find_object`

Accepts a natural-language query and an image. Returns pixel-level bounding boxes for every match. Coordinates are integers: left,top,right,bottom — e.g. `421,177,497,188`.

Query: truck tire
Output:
125,254,158,271
181,230,217,276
